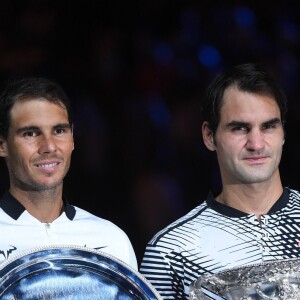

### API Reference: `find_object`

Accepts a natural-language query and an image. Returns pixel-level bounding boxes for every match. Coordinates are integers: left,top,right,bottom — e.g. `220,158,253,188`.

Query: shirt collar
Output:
207,187,290,217
0,191,76,221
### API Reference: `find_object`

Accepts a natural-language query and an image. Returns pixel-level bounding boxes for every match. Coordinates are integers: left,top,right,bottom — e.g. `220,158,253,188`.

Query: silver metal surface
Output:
190,258,300,300
0,245,162,300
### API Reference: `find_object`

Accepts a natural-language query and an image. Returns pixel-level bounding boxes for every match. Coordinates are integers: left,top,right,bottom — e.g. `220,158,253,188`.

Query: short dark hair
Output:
202,63,288,134
0,76,72,138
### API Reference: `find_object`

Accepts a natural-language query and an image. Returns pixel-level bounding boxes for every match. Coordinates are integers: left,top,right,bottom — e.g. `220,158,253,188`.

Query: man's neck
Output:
216,180,283,218
9,187,64,223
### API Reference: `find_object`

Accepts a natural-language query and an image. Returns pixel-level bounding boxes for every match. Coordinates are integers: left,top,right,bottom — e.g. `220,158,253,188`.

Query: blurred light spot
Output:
154,43,174,65
146,96,170,129
198,45,221,68
234,6,256,28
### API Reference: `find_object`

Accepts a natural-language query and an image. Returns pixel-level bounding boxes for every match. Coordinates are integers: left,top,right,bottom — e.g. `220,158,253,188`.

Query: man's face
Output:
0,98,74,192
205,86,285,185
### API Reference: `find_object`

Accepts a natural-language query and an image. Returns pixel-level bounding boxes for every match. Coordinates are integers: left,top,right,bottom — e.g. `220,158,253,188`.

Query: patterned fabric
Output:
140,188,300,299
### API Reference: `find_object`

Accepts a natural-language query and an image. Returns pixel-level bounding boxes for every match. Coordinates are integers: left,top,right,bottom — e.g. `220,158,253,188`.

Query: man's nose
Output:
246,129,265,151
38,135,57,154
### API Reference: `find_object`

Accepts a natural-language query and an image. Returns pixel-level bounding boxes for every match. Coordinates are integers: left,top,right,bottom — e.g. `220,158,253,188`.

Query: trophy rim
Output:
0,244,163,299
190,258,300,299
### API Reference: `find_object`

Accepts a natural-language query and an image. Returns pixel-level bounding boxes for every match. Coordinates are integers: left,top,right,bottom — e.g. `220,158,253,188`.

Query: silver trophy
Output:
0,245,162,300
190,259,300,300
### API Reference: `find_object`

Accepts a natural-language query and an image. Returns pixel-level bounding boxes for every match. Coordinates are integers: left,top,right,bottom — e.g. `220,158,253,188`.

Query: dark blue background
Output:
0,0,299,263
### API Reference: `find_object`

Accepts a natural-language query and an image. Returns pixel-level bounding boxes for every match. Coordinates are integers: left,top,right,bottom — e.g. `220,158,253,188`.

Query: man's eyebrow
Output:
16,123,72,134
262,117,282,127
53,123,72,130
226,121,250,128
225,118,282,129
16,126,40,134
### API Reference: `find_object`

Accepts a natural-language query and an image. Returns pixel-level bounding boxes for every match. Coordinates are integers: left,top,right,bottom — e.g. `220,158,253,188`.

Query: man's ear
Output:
0,136,8,157
202,121,216,151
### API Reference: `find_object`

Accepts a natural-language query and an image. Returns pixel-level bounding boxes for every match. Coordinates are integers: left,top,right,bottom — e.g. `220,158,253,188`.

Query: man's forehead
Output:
14,97,66,108
11,98,67,112
222,85,278,103
10,98,69,126
221,86,281,117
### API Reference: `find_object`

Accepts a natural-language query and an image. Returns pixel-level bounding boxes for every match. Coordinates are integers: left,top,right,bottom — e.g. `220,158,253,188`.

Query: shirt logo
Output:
0,245,17,259
94,246,107,250
84,244,107,250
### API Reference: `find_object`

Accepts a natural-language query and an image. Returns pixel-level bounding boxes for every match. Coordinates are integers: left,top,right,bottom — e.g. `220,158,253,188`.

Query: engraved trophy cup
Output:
190,259,300,300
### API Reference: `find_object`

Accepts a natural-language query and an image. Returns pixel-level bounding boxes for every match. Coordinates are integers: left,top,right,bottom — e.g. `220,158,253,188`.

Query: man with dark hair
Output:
140,63,300,299
0,77,137,269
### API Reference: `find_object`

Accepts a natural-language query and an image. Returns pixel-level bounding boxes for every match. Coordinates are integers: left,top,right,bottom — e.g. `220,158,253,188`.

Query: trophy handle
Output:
255,282,278,300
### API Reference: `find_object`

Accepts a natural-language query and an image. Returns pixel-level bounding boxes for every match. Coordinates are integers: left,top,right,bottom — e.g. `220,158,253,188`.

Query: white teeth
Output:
38,163,58,168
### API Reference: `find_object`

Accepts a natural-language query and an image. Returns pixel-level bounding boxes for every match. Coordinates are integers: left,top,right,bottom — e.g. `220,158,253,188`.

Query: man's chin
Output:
240,174,273,184
36,182,62,190
19,181,63,192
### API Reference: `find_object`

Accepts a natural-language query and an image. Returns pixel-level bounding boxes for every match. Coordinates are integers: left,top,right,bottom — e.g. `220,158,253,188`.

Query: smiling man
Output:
140,63,300,299
0,77,137,269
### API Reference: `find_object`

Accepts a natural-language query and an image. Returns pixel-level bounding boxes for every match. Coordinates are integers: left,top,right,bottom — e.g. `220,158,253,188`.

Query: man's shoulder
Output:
285,187,300,207
147,200,210,247
72,206,127,235
287,188,300,199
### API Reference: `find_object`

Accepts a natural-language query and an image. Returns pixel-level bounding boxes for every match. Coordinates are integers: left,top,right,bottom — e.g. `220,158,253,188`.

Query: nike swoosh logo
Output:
94,246,108,250
83,244,108,250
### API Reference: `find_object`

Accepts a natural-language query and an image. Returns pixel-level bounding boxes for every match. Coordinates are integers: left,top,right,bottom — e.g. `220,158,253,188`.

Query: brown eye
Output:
55,129,65,134
263,124,276,130
23,131,38,137
232,126,249,133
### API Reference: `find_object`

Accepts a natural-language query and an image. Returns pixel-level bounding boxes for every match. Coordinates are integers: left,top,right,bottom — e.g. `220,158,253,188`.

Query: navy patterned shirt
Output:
140,187,300,299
